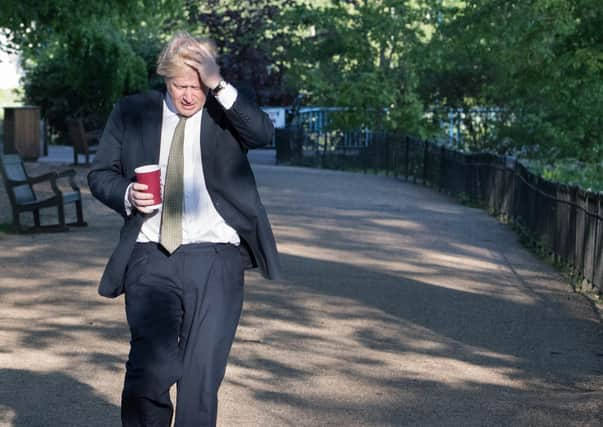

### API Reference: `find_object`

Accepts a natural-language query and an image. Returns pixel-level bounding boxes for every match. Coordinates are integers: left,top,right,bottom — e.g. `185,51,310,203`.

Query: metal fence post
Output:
405,136,410,181
423,139,429,186
588,192,599,285
439,145,445,192
385,133,391,176
594,194,603,290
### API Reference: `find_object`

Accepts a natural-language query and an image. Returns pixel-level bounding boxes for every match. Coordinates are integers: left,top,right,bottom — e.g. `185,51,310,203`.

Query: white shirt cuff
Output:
124,183,133,216
214,83,238,110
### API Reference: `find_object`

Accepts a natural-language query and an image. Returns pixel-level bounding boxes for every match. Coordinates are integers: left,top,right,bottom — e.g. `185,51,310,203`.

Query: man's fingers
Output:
130,187,155,212
132,183,148,191
196,43,215,58
135,196,155,205
184,45,214,63
183,59,200,69
185,43,210,55
132,191,155,201
132,190,158,214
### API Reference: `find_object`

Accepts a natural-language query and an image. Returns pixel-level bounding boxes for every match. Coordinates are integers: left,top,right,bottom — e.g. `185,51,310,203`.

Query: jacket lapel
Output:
141,91,163,164
200,96,219,170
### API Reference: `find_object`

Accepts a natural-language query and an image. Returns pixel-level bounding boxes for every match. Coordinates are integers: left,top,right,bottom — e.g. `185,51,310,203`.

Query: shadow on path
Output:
0,164,601,426
226,251,603,426
0,369,120,426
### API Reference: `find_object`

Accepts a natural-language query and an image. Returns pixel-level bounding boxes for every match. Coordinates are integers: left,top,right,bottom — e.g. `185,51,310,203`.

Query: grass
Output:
521,158,603,193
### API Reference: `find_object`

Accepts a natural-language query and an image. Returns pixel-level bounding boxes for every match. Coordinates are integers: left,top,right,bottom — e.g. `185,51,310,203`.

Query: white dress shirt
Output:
125,84,240,246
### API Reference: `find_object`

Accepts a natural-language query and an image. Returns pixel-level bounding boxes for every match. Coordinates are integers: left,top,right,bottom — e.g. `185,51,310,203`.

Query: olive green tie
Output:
160,116,187,254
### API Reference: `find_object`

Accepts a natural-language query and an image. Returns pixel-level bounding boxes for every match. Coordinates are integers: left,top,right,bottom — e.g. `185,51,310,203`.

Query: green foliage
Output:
0,0,175,138
420,0,603,161
0,0,172,54
3,0,601,176
280,0,427,134
22,18,150,136
186,0,297,105
523,159,603,193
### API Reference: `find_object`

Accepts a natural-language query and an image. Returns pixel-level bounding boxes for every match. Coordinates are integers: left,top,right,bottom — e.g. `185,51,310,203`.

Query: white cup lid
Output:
135,164,160,173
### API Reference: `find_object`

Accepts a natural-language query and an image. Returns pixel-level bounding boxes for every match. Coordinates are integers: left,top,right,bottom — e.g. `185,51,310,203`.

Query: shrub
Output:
22,18,149,140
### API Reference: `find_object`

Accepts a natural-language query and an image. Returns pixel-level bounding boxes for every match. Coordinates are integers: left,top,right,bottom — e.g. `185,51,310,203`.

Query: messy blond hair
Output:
156,31,218,79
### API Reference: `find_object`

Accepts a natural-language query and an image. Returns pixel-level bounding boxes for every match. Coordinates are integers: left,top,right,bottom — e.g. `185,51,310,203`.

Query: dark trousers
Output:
121,242,244,427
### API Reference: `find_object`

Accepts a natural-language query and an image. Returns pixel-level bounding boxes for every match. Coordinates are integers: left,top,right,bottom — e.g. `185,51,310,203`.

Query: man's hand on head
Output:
182,44,222,90
128,183,157,214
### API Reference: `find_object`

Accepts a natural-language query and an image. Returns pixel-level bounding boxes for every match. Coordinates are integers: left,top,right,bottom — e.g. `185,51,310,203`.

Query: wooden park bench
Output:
0,154,87,231
66,118,101,166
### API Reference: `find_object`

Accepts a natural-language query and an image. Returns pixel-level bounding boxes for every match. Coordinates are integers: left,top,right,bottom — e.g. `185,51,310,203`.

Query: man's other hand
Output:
183,44,222,90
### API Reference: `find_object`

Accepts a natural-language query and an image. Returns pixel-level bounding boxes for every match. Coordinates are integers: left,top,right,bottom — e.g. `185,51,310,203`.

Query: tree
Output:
185,0,298,106
21,19,150,133
0,0,174,57
419,0,603,160
278,0,427,133
0,0,175,137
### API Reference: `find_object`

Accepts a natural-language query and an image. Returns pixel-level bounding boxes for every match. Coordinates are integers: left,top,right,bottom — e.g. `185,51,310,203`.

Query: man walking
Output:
88,31,281,426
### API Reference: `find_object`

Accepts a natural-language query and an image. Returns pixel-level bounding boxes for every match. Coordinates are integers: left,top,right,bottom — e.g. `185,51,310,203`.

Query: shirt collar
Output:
164,93,179,117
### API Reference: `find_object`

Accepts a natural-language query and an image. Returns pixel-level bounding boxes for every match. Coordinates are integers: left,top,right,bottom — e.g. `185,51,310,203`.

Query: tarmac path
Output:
0,159,601,426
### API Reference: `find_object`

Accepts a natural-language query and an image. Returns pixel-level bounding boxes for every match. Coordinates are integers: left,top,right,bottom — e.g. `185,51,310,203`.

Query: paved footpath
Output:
0,160,601,426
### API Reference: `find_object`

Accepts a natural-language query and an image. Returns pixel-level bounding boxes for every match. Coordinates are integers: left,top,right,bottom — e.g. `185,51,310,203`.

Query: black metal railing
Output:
275,127,602,294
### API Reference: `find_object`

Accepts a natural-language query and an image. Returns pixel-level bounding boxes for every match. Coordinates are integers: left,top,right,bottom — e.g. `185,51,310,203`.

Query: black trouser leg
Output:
174,245,244,427
121,244,184,426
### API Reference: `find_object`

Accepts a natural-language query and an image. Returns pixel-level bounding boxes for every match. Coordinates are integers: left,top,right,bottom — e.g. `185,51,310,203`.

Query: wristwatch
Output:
211,80,228,96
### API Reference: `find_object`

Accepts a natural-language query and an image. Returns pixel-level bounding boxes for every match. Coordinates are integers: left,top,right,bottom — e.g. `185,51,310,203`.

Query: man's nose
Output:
184,87,195,100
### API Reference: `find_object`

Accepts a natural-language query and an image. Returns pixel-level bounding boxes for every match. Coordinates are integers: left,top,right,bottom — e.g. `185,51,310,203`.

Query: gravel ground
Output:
0,161,601,426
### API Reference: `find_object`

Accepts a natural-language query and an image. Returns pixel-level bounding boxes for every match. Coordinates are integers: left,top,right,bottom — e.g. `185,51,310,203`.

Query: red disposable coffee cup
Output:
134,164,162,209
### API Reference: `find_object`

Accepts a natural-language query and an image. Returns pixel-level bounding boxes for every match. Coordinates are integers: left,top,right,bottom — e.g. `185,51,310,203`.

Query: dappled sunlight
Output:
0,187,129,422
369,217,429,231
220,166,603,425
422,251,501,273
1,164,600,425
0,406,15,426
222,249,600,425
272,214,544,306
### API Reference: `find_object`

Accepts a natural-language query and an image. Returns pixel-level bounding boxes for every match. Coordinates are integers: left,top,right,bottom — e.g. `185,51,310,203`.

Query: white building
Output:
0,34,22,90
0,52,21,89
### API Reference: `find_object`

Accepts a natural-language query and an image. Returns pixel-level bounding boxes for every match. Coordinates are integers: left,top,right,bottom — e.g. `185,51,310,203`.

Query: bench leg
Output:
12,210,22,231
58,204,66,228
72,200,87,226
33,209,41,227
11,208,67,233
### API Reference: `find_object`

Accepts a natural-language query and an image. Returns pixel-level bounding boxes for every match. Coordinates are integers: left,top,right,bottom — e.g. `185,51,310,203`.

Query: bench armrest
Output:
57,168,81,192
30,171,63,197
22,172,59,185
57,169,76,178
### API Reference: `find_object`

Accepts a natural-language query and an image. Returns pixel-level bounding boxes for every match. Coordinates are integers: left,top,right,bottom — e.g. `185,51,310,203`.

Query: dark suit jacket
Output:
88,90,281,298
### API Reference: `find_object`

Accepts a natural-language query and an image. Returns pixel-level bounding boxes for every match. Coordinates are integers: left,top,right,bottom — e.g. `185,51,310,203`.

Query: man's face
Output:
166,66,206,117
